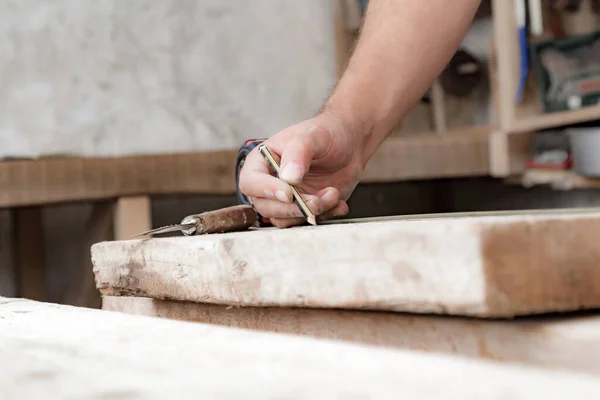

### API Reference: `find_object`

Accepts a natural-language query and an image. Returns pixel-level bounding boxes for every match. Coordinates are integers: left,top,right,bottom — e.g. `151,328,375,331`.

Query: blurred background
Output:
2,0,600,308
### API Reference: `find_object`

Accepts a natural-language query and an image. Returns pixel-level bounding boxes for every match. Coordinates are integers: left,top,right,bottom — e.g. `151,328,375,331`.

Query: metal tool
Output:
133,139,318,238
133,204,257,237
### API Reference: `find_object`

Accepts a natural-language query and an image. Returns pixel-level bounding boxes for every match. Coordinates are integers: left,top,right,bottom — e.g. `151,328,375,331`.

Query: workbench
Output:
89,207,600,383
3,296,600,399
0,129,499,309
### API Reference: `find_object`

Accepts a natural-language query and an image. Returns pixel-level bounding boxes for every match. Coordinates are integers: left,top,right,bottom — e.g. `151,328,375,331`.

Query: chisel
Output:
132,204,257,237
133,140,317,238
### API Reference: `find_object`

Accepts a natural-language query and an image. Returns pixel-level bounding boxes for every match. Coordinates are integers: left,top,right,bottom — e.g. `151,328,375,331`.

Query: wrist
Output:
320,92,376,169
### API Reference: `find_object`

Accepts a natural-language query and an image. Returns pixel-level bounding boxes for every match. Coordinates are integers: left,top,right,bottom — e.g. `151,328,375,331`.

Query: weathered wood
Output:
3,297,600,399
104,295,600,376
363,126,490,182
92,208,600,318
0,132,494,208
0,151,237,208
113,196,152,240
0,130,496,208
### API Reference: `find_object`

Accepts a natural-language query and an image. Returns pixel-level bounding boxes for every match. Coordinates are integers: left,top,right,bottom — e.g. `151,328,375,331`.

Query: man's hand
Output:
238,111,365,228
239,0,481,228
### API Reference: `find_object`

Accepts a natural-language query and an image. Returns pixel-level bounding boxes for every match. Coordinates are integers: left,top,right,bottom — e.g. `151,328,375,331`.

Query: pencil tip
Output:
307,215,317,226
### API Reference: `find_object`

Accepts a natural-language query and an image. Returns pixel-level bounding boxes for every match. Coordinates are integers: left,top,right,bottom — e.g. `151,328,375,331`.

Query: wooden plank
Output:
0,151,237,208
92,208,600,318
491,0,517,130
3,297,600,398
113,196,152,240
430,80,447,132
363,126,490,182
514,104,600,133
14,207,46,301
334,0,353,77
0,131,493,208
488,131,509,177
104,295,600,376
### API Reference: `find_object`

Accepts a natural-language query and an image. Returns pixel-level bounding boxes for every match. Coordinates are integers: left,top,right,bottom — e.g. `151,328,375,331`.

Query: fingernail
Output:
322,188,336,201
275,190,292,202
308,198,323,214
280,163,303,183
334,204,349,216
263,189,275,199
334,207,347,216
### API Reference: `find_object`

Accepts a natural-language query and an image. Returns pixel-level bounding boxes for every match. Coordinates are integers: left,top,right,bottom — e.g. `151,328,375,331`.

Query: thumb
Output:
278,135,315,185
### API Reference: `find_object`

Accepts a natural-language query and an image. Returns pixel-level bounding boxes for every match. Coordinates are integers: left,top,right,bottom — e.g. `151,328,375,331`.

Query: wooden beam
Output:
0,130,495,208
491,0,517,130
0,150,237,208
334,0,352,77
430,80,447,132
113,196,152,240
92,207,600,318
489,131,510,177
363,126,490,182
3,297,600,398
104,295,600,376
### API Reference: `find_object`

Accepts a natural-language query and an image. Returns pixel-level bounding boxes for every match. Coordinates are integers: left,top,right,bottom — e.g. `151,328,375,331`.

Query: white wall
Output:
0,0,338,301
0,0,337,158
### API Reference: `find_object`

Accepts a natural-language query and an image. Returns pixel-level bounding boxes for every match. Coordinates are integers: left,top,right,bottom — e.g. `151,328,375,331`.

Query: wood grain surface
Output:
0,129,495,208
104,295,600,376
3,297,600,399
92,208,600,317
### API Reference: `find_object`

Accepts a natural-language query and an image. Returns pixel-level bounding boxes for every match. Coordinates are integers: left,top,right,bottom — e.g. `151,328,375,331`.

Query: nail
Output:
263,189,275,199
322,188,336,201
334,206,348,216
279,163,303,183
308,198,323,214
275,190,292,203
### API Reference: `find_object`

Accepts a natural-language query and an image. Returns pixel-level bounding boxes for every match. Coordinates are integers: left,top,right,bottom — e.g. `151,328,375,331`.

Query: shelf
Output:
0,151,239,208
505,169,600,190
364,125,493,182
511,72,600,133
513,104,600,133
0,125,498,208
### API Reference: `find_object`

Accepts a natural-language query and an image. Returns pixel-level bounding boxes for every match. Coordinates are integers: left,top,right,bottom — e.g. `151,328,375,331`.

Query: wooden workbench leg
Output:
14,206,47,301
431,79,447,132
113,196,152,240
489,131,510,177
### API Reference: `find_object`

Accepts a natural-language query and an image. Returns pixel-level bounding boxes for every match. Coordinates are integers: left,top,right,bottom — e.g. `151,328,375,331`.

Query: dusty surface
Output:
3,296,600,399
92,208,600,317
104,295,600,376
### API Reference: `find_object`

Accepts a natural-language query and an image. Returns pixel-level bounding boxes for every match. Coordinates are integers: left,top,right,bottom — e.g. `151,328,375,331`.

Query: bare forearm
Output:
324,0,481,164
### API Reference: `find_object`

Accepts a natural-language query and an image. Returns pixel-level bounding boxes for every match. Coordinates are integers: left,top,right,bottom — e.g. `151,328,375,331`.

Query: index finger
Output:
238,146,294,202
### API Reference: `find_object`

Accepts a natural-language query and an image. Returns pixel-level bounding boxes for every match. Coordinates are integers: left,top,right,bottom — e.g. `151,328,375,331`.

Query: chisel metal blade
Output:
132,223,195,238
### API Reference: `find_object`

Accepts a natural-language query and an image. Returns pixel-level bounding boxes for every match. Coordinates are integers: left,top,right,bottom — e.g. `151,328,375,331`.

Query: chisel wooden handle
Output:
180,204,258,235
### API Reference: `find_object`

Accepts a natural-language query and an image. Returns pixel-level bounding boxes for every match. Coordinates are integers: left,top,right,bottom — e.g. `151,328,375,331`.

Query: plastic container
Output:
566,127,600,176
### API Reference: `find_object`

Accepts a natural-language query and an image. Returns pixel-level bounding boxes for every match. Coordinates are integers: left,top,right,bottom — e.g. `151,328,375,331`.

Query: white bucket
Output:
567,127,600,177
